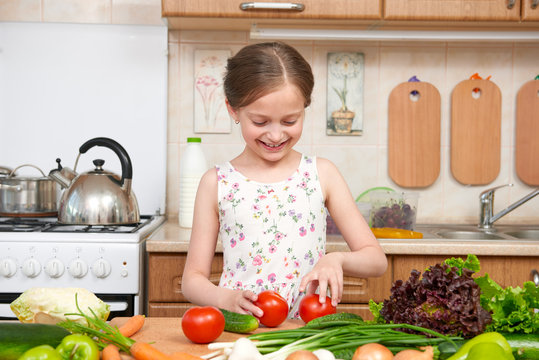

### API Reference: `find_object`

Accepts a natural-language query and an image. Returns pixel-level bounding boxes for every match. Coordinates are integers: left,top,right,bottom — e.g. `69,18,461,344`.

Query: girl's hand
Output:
299,252,344,307
220,289,264,317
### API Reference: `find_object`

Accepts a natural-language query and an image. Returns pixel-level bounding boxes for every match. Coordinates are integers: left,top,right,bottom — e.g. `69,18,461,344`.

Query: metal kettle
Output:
49,137,140,225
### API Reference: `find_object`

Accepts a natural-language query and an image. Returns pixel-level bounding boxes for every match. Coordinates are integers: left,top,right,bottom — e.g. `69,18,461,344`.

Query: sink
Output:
435,230,505,240
502,229,539,239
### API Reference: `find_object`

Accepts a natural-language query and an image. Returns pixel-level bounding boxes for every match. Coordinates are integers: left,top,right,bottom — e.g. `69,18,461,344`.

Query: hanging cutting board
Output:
451,79,501,185
388,81,441,187
516,79,539,186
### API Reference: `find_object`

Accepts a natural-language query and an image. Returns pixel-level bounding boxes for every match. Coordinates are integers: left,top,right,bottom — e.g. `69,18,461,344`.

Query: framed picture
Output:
326,52,364,136
194,49,231,133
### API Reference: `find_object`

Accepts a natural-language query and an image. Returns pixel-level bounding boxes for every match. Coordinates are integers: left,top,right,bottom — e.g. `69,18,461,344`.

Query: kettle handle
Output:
79,137,133,185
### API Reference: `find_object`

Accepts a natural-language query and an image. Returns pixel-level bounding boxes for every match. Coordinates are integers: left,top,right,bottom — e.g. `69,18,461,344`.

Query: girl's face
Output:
228,83,305,163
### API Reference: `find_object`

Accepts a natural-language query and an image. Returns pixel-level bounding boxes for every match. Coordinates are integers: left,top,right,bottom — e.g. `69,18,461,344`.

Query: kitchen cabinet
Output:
147,251,538,319
162,0,382,29
383,0,521,21
163,0,539,29
147,252,393,320
522,0,539,20
384,0,539,22
393,255,539,288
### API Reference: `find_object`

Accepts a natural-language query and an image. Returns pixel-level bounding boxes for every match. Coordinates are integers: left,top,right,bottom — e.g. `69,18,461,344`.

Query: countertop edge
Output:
146,220,539,256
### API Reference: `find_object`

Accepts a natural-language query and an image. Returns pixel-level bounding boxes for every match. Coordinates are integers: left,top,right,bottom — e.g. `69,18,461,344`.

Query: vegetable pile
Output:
206,313,461,360
370,255,538,338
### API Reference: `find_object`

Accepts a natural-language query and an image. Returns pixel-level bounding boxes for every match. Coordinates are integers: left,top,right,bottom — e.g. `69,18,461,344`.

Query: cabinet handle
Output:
532,0,539,9
532,269,539,286
240,2,305,11
506,0,516,9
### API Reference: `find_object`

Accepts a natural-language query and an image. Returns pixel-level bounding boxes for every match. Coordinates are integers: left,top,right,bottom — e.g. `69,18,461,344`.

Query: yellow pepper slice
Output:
371,227,423,239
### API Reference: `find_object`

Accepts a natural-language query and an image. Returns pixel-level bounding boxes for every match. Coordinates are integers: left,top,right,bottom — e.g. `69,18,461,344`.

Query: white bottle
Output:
179,137,207,228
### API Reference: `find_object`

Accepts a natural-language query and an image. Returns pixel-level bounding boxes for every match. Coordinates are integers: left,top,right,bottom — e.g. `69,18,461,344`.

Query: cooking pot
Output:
0,164,59,217
49,137,140,225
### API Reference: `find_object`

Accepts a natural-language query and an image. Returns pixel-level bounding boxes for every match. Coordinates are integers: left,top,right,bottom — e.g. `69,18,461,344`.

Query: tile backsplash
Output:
2,1,538,225
167,33,539,225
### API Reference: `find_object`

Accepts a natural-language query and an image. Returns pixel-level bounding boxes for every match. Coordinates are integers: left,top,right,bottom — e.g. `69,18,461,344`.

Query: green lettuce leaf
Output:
443,254,481,275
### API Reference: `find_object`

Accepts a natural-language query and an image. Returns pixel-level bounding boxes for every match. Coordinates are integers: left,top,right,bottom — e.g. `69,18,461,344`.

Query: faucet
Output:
479,184,539,229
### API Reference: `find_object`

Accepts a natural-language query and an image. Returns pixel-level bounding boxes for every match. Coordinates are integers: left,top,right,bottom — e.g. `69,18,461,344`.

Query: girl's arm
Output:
299,158,388,306
181,168,262,316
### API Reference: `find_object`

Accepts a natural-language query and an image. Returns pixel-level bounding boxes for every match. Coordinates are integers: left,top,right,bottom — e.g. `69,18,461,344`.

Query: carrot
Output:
118,314,146,337
170,351,205,360
102,344,122,360
129,342,173,360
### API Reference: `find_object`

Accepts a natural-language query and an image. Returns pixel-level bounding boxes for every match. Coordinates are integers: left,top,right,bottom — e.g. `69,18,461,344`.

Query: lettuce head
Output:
10,287,110,324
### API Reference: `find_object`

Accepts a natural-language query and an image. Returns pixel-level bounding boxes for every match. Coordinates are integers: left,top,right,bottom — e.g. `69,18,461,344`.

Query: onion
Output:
352,343,393,360
393,346,434,360
286,350,319,360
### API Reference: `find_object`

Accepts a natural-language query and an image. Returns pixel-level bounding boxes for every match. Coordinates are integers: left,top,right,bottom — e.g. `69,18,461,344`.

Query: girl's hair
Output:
224,42,314,109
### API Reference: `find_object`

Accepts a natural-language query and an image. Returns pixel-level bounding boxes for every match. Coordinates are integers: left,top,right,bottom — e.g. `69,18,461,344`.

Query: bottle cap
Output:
187,137,202,143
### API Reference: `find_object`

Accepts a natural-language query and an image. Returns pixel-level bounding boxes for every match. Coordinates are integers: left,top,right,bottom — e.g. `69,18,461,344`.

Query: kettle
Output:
49,137,140,225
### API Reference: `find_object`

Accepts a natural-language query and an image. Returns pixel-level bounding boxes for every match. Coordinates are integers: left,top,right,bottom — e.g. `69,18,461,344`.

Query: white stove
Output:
0,215,165,319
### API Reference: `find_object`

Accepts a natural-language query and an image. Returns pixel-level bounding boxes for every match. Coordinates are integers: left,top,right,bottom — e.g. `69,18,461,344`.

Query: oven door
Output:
0,293,137,320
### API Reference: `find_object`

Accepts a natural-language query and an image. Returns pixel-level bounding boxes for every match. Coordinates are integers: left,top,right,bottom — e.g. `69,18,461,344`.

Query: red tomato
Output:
181,306,225,343
253,290,289,327
299,294,337,323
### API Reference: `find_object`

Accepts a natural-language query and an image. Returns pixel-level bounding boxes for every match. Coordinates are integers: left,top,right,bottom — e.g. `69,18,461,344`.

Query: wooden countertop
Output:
146,220,539,256
110,316,302,358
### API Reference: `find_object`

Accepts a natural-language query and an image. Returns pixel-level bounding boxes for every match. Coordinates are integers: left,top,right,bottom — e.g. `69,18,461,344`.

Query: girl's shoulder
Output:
312,156,340,176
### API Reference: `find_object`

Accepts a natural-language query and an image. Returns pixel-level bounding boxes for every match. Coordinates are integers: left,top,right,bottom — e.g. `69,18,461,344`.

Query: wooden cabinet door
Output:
341,256,393,303
147,253,223,302
522,0,539,20
163,0,382,20
393,255,538,288
384,0,521,21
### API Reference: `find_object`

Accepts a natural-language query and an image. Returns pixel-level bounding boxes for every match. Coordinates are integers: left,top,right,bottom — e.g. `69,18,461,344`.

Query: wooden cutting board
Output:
388,81,441,187
516,79,539,186
109,317,302,359
451,79,501,185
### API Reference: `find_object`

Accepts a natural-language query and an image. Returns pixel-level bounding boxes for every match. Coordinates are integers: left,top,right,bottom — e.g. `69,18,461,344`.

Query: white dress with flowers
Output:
216,155,327,318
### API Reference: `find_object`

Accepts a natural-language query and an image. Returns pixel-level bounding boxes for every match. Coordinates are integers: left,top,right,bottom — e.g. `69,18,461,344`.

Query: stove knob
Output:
45,259,65,278
92,259,112,278
0,258,17,278
68,259,88,278
22,258,41,278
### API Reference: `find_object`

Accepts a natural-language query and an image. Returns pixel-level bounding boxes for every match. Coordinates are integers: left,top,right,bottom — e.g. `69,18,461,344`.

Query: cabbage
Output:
10,287,110,324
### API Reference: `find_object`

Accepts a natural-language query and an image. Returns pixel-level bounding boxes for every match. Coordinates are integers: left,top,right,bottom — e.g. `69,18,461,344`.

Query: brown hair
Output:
223,42,314,109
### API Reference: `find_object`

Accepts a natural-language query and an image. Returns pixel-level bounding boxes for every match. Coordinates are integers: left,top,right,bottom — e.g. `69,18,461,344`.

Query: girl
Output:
182,42,387,319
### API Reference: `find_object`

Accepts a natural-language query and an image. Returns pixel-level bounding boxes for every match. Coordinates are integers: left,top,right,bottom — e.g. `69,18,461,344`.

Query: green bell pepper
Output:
19,345,63,360
56,334,99,360
447,332,514,360
466,342,511,360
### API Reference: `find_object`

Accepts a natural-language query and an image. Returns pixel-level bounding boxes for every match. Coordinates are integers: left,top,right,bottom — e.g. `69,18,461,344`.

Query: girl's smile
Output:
229,83,305,163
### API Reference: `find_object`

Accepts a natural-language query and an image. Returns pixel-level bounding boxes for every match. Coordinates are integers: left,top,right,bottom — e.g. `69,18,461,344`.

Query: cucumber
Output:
0,323,70,360
220,308,259,333
303,312,364,329
502,332,539,360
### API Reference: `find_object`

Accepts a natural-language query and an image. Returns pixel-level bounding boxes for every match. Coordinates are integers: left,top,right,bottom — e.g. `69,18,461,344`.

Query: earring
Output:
235,120,240,124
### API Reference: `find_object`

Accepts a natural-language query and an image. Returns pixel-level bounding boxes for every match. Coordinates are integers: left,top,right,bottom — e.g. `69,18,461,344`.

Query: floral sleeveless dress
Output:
216,155,327,318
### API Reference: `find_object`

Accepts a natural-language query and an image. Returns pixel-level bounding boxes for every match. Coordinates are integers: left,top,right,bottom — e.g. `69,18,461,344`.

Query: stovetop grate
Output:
0,215,152,233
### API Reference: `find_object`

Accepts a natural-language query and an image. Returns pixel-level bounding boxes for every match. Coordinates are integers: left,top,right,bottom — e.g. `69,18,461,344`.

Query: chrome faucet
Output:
479,184,539,229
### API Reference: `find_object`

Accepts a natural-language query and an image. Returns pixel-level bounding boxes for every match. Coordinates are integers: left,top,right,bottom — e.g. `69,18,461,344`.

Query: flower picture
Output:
326,52,364,136
194,49,231,133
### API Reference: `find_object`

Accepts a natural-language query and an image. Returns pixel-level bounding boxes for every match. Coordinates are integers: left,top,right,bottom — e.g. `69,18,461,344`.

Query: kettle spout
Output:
48,158,77,189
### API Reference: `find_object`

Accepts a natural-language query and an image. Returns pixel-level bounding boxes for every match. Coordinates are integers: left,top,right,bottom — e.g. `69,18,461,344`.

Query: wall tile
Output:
43,0,112,23
0,0,41,22
112,0,163,25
